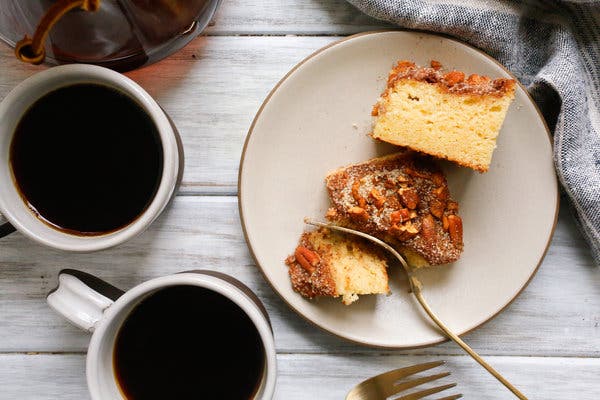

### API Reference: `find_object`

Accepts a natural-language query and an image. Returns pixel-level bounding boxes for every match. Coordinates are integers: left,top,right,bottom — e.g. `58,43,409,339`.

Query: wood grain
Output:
1,353,599,400
205,0,391,35
0,197,596,357
0,1,598,397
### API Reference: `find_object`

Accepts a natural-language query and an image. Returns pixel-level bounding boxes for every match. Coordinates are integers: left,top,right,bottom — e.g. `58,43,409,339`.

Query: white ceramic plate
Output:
239,31,558,348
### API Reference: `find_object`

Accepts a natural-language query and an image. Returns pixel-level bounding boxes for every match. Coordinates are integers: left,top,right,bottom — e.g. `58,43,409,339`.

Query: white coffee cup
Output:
0,64,183,250
47,269,277,400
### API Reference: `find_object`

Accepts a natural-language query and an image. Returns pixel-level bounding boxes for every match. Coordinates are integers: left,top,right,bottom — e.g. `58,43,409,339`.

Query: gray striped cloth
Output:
348,0,600,265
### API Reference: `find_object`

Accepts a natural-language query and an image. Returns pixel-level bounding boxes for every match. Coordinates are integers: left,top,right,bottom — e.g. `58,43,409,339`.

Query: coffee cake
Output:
325,151,463,267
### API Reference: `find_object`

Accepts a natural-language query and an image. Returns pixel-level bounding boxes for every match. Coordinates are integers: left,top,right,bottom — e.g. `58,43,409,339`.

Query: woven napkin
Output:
348,0,600,265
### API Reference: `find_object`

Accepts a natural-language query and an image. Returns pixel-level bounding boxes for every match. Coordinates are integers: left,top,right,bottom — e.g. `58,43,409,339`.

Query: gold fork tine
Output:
393,372,451,393
347,361,452,399
395,383,457,400
363,361,446,390
436,395,463,400
386,361,446,380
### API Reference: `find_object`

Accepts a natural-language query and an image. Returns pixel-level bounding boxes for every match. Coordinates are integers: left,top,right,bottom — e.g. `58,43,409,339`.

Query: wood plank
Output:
0,36,341,195
0,197,597,356
205,0,391,35
1,353,599,399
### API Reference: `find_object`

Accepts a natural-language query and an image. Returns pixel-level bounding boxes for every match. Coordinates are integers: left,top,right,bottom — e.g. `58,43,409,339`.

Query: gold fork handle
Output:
410,277,528,400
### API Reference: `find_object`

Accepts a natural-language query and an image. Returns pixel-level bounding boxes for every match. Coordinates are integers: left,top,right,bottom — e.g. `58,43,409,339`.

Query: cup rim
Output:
86,273,277,400
0,64,180,251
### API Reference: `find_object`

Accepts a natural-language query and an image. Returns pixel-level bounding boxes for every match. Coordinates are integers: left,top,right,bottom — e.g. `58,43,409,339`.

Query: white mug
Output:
47,269,277,400
0,64,183,250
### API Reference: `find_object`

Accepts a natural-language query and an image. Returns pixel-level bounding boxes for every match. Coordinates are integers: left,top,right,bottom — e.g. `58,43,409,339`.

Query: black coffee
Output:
113,285,265,400
10,83,163,235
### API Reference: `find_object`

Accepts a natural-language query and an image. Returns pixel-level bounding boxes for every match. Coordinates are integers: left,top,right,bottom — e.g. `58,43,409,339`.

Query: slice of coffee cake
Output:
371,60,515,172
285,228,389,305
325,152,463,267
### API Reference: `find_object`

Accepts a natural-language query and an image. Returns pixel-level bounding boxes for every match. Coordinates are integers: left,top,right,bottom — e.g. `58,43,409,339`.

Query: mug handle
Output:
0,213,16,237
47,269,125,332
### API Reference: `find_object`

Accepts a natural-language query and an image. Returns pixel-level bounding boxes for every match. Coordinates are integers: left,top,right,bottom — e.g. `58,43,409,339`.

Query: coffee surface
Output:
10,83,163,235
114,285,265,400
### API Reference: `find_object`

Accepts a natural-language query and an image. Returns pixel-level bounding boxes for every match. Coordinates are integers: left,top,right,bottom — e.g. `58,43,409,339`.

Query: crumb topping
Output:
372,60,516,116
325,152,463,265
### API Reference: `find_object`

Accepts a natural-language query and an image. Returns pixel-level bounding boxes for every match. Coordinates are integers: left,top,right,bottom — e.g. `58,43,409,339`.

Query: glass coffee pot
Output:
0,0,220,71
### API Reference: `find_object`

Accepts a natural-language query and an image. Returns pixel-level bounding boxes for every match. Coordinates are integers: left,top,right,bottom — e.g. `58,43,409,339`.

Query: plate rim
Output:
238,29,560,349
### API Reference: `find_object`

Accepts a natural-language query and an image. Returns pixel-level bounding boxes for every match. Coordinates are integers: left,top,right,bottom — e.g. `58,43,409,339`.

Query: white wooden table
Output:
1,2,599,399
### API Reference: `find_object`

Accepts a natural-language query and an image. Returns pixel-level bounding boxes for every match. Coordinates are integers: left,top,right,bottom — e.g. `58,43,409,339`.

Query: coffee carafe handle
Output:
0,213,16,237
47,269,124,332
15,0,101,65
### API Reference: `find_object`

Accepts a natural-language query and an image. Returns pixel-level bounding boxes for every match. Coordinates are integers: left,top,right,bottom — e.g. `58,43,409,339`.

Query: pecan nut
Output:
430,199,445,219
467,73,491,85
430,60,442,70
447,215,463,247
351,180,367,208
369,188,386,208
398,187,419,209
348,206,369,222
390,208,411,225
389,221,419,241
294,246,320,273
446,201,459,212
430,186,448,219
443,70,465,85
421,214,437,244
431,172,446,187
442,215,449,231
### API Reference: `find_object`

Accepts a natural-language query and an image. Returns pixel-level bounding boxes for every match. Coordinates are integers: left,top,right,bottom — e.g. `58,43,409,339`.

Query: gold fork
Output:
346,360,461,400
306,219,527,400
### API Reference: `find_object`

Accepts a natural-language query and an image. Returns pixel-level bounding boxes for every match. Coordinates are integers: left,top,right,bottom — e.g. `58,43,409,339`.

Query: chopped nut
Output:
395,60,416,71
442,215,449,231
421,214,437,244
397,174,409,183
348,206,369,222
431,172,445,187
390,208,411,225
446,201,459,212
434,186,449,202
294,246,320,273
430,60,442,70
389,221,419,241
384,177,397,189
493,78,512,91
398,187,419,209
430,198,446,219
467,74,491,85
369,188,386,208
447,215,463,247
443,70,465,85
351,180,367,208
371,104,379,116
